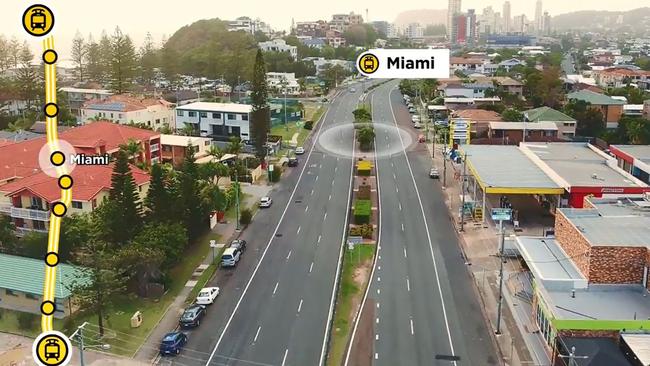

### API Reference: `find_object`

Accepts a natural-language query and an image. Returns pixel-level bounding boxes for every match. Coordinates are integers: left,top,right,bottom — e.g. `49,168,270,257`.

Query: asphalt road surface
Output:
347,81,499,366
166,86,361,366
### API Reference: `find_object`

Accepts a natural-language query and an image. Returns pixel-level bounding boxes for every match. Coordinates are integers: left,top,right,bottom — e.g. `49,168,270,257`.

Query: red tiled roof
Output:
82,94,168,112
1,164,150,202
453,109,503,122
0,121,158,183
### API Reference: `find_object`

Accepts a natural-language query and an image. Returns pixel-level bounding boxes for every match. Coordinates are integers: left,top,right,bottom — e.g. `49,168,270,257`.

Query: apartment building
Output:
258,39,298,59
175,102,253,142
59,87,113,122
81,94,175,130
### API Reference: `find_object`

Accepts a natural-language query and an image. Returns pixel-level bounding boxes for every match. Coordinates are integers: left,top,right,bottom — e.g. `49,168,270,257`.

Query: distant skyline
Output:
1,0,646,60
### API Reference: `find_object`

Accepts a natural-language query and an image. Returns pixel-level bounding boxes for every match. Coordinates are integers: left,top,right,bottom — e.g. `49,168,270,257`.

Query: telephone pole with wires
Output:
69,322,88,366
559,346,588,366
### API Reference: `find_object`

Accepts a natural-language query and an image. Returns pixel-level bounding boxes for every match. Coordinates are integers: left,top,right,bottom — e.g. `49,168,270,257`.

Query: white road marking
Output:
376,302,380,308
297,299,303,313
310,189,314,195
286,250,292,260
378,265,381,270
282,349,289,366
378,255,381,260
377,289,380,294
399,203,402,211
318,235,322,243
335,166,338,172
396,186,399,193
410,318,415,335
406,278,411,292
324,212,328,220
328,194,332,200
393,173,396,180
404,247,407,258
305,205,309,212
377,276,381,282
376,317,379,324
309,262,314,273
253,326,261,343
315,175,319,181
401,223,405,231
273,282,279,295
375,353,379,360
376,334,379,340
297,226,301,235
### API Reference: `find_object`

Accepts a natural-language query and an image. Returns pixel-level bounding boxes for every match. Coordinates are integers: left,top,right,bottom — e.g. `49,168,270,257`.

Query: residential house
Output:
300,37,326,49
325,29,346,48
59,87,113,122
258,39,298,59
160,135,212,168
451,109,502,137
442,83,493,99
175,102,252,142
498,58,526,72
0,253,90,318
295,20,329,37
566,90,625,127
491,76,524,97
266,72,301,96
593,68,650,90
450,57,486,74
81,94,175,130
524,106,577,138
488,121,558,143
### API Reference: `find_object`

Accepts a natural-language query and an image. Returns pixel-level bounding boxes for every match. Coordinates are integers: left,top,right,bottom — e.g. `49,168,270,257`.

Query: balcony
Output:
150,143,160,152
0,203,11,214
15,226,48,237
10,207,50,221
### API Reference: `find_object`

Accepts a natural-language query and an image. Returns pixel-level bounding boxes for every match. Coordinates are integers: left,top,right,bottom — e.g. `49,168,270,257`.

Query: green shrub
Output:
357,185,371,199
17,311,37,330
353,199,372,224
240,208,252,226
304,120,314,130
349,224,373,239
269,164,282,182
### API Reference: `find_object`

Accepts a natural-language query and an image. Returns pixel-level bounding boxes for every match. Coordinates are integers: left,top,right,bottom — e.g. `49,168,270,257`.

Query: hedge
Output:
353,199,372,224
349,224,373,239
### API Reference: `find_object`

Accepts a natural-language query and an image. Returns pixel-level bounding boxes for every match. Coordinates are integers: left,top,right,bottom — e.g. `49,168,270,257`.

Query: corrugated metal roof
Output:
0,254,90,298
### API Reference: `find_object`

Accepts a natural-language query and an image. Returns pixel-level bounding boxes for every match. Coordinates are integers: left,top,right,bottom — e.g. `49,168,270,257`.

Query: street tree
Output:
250,49,270,163
501,108,524,122
106,150,142,245
144,163,173,223
179,144,207,239
357,126,376,151
564,100,605,137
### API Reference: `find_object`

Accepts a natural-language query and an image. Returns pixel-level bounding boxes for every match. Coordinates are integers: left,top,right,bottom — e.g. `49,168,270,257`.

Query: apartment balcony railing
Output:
10,207,50,221
15,226,48,237
150,143,160,152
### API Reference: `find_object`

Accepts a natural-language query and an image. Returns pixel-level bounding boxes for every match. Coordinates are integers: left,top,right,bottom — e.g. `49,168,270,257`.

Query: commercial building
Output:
81,94,175,130
609,145,650,185
0,254,90,318
175,102,253,142
295,20,329,37
524,106,577,138
258,39,298,59
404,23,424,40
502,1,511,33
447,0,462,39
329,12,363,32
566,90,625,127
488,121,558,143
486,35,536,48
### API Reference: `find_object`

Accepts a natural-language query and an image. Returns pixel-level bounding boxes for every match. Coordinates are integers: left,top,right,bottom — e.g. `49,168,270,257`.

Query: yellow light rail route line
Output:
41,36,72,333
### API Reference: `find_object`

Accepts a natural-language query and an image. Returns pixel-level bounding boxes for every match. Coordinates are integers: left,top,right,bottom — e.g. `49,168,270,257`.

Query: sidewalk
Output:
133,183,272,364
426,140,552,366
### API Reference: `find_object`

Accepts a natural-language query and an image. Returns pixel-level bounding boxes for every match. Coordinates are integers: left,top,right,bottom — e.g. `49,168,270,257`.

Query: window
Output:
119,113,124,119
563,122,575,127
72,201,83,209
26,293,39,300
177,110,184,116
110,113,114,119
34,220,46,230
6,289,18,296
200,112,208,118
189,111,197,117
155,119,160,125
212,112,221,119
227,113,235,120
241,114,249,121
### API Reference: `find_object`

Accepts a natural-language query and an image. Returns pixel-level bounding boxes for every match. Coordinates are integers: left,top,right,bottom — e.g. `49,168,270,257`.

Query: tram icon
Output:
358,53,379,74
44,339,60,361
30,9,47,31
363,56,374,71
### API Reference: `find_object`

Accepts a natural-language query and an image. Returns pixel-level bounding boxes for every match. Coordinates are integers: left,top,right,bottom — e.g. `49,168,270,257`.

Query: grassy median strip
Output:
328,243,376,366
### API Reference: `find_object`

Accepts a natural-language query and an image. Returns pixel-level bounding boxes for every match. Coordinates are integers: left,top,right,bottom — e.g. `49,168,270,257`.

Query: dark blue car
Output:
159,332,187,356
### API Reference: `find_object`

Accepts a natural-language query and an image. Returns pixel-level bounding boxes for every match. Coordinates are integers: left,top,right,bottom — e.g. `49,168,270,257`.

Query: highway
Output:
167,86,360,366
347,81,499,366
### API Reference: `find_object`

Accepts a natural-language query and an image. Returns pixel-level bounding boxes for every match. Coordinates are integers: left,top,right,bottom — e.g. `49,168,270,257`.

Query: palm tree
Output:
119,138,143,163
626,119,648,145
181,123,197,137
226,136,242,155
207,145,224,162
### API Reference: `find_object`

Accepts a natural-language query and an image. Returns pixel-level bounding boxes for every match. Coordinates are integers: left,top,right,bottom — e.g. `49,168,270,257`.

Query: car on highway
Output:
429,168,440,179
229,239,247,252
195,287,220,305
259,196,273,208
159,332,188,356
179,304,206,328
288,157,299,167
221,248,241,267
295,146,305,155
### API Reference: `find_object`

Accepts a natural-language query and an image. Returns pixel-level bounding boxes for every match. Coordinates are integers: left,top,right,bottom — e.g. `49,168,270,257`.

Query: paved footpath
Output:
425,138,552,366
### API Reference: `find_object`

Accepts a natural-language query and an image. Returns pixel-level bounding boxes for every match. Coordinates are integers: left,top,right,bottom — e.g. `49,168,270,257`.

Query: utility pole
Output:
283,78,288,131
459,151,467,232
235,172,240,231
495,219,506,334
559,346,589,366
432,117,435,158
70,322,88,366
442,129,447,189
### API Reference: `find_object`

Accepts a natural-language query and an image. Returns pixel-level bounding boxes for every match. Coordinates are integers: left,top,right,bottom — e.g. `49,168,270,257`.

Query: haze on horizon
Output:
2,0,646,60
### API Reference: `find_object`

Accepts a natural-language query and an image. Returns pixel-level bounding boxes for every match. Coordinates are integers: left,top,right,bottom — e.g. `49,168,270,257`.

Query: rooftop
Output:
453,109,502,121
524,106,576,123
460,145,562,194
83,94,168,112
610,145,650,165
176,102,253,113
559,208,650,248
567,90,625,106
60,87,112,95
489,121,558,131
620,334,650,366
559,337,634,366
160,134,212,148
516,236,587,290
521,143,644,188
0,253,90,298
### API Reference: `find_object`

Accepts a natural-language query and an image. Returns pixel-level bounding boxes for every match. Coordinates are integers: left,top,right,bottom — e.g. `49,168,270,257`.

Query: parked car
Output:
429,168,440,179
229,239,247,252
434,120,448,127
414,122,422,129
195,287,220,305
412,115,420,122
159,332,188,356
221,248,241,267
295,146,305,155
408,107,416,113
288,157,299,167
259,196,273,208
179,304,206,328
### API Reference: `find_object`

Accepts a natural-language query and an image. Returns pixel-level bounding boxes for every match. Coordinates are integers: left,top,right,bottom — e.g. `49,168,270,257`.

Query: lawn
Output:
327,243,376,366
270,102,326,157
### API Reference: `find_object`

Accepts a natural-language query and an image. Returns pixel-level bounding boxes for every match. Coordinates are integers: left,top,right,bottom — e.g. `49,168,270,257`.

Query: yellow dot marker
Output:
58,175,73,189
33,331,72,366
43,49,57,64
22,4,55,37
40,301,55,316
45,252,59,267
51,202,67,217
50,151,65,166
44,103,58,118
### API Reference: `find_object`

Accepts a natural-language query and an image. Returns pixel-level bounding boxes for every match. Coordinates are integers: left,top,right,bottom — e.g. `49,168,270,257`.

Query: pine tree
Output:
85,34,103,83
14,41,39,108
179,144,206,239
250,49,270,162
98,31,112,84
107,150,141,245
71,32,87,82
139,32,158,86
109,27,137,93
144,163,171,223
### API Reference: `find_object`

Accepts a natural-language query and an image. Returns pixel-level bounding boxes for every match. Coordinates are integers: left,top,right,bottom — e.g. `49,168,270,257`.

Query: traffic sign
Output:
491,208,512,221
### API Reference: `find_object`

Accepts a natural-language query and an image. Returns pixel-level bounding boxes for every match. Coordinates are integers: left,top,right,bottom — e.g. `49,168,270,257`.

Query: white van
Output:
221,248,241,267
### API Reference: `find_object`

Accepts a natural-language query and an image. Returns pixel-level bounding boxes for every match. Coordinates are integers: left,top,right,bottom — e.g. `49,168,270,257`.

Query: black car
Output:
179,304,206,328
229,239,247,252
288,157,299,167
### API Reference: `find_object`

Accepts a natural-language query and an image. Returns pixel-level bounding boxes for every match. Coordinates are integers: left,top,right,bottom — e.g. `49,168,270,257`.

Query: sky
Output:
2,0,646,61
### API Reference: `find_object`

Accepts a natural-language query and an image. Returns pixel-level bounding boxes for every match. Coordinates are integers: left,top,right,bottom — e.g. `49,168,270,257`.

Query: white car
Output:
259,196,273,208
195,287,220,305
221,248,241,267
412,115,420,122
414,122,422,129
295,147,305,155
